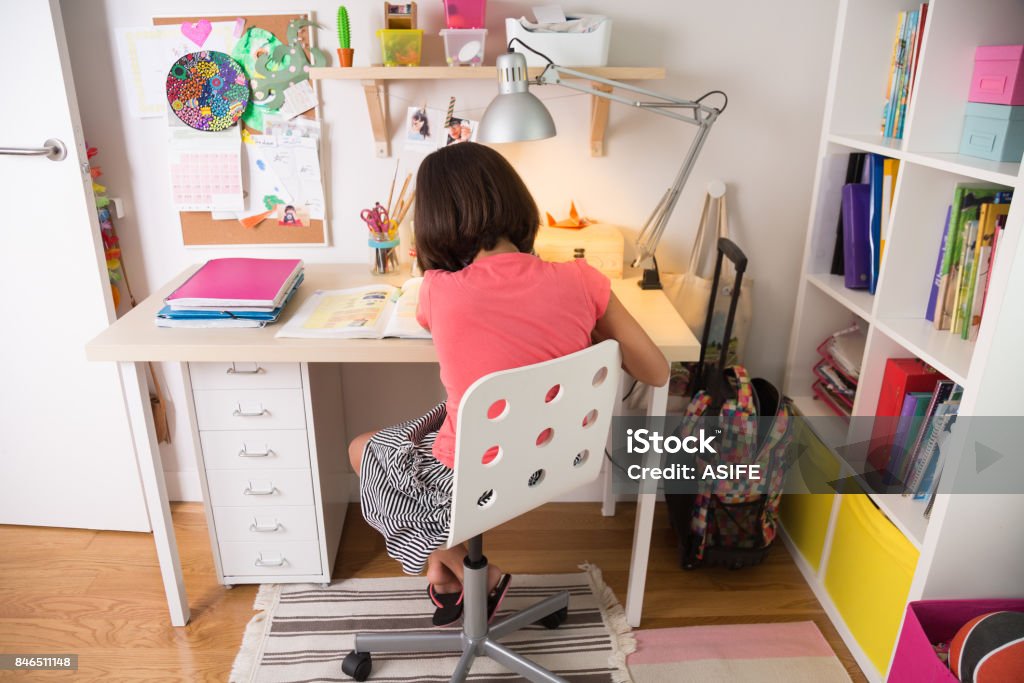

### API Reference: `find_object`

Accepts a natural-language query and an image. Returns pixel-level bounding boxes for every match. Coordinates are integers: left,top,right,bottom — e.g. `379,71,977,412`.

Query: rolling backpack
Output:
665,237,794,570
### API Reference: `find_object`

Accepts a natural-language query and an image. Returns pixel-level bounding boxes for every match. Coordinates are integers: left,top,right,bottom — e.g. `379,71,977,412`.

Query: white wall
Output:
62,0,838,500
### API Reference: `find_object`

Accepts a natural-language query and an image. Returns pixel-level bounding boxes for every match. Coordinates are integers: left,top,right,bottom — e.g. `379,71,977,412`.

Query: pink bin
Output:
888,599,1024,682
443,0,486,29
969,45,1024,105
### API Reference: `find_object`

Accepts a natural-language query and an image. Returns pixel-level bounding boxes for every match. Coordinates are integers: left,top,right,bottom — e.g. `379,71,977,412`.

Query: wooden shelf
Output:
309,65,666,158
310,66,666,80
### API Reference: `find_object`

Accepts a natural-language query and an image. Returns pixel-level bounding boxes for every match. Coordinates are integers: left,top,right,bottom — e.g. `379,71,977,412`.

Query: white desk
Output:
86,263,699,627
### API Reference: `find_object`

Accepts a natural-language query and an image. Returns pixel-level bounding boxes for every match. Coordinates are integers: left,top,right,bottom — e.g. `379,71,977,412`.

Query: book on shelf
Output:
867,358,947,476
977,213,1008,333
903,382,961,498
156,273,303,329
965,203,1010,340
881,5,927,140
165,258,304,310
867,154,886,292
881,11,905,135
886,390,932,486
842,183,871,289
925,206,951,322
880,158,900,265
276,279,430,340
935,186,1010,331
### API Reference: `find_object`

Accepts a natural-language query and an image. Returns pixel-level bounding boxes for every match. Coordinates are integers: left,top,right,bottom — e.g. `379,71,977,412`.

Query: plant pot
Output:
337,47,354,67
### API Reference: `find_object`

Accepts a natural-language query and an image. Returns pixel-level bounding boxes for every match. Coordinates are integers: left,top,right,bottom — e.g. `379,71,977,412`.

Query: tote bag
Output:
664,188,753,393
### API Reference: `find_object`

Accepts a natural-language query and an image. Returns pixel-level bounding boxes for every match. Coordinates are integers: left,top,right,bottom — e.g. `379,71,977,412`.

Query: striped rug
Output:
231,564,634,683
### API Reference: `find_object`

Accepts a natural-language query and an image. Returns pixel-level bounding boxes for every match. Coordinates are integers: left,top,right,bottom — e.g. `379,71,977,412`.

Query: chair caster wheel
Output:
539,606,569,629
342,650,372,681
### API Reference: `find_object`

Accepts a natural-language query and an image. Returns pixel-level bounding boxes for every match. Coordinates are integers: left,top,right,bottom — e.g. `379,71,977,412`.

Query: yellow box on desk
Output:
534,224,624,279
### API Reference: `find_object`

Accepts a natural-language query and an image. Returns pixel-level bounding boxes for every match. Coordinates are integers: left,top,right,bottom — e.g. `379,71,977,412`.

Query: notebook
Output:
276,279,430,340
166,258,304,309
156,273,303,328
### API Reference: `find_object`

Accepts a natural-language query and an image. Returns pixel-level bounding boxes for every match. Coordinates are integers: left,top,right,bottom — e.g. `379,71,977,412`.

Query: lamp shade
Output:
477,52,556,143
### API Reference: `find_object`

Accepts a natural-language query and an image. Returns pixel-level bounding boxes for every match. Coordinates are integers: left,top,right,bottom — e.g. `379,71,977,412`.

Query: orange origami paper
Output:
545,201,592,229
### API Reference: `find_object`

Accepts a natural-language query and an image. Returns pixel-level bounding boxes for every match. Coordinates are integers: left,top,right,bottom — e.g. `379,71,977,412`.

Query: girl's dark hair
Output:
412,109,430,139
414,142,539,272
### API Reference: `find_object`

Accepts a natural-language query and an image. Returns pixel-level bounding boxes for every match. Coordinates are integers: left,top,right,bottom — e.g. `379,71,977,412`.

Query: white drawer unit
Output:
185,362,350,586
212,505,319,542
206,468,315,507
189,362,302,391
193,388,307,431
219,540,323,577
200,429,311,470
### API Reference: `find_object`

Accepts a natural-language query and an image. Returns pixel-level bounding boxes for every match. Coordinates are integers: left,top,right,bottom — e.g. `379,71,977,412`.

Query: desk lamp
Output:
477,40,726,289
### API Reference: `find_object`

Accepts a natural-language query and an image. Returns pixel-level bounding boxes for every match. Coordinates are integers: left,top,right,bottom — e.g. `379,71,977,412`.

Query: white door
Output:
0,0,149,531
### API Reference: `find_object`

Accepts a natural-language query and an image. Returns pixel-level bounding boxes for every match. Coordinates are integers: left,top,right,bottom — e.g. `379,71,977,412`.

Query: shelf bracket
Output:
361,79,391,158
590,82,614,157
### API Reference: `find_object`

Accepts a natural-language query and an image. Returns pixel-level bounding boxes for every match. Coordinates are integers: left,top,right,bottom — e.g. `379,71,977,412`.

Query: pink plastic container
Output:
969,45,1024,105
888,599,1024,682
443,0,486,29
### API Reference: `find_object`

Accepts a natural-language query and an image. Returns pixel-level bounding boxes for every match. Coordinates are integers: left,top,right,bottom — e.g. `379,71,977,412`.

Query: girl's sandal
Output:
486,574,512,623
428,584,464,627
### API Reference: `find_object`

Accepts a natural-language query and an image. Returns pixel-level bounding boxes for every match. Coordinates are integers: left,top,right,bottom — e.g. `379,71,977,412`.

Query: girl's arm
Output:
593,293,670,387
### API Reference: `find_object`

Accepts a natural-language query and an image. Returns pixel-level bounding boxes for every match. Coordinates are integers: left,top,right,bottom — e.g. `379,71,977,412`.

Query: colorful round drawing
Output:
166,51,250,131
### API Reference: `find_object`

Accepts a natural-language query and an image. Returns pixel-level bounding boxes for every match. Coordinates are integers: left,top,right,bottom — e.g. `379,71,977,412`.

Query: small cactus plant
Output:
337,6,351,49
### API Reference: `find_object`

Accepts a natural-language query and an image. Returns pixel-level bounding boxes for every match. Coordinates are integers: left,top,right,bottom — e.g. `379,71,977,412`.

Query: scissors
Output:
361,203,392,234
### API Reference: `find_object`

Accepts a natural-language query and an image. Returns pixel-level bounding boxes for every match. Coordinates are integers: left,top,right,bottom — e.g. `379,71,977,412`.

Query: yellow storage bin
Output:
377,29,423,66
780,420,841,571
825,492,919,676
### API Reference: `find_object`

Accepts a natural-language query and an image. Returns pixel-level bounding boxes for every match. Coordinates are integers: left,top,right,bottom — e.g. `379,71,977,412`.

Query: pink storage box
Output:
969,45,1024,105
888,598,1024,682
443,0,486,29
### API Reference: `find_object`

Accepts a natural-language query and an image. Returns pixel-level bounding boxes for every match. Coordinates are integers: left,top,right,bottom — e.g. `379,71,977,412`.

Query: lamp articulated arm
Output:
480,43,726,289
538,66,723,289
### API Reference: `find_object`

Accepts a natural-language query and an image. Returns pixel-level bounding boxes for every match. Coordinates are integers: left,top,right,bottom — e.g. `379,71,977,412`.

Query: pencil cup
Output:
369,237,400,275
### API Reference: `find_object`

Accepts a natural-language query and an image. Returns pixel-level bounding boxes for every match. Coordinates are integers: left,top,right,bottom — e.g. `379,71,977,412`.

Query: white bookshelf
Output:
782,0,1024,680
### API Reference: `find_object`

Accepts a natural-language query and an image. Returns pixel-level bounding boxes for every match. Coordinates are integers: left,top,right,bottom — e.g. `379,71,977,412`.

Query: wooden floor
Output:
0,502,865,682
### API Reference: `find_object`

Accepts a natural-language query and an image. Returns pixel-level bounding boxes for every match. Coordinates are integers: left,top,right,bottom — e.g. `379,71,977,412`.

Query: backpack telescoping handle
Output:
697,237,748,377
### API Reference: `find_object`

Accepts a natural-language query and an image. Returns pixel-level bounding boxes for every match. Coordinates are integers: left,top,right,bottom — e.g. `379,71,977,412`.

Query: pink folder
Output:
166,258,303,308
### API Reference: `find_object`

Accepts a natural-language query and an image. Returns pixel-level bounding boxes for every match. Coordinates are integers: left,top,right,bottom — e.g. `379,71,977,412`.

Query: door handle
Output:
0,139,66,161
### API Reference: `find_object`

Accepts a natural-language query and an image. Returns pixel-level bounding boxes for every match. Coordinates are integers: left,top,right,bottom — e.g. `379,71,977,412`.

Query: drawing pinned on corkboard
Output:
154,12,329,247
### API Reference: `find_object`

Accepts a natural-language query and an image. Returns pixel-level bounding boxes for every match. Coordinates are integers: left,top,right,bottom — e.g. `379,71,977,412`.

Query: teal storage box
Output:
959,102,1024,162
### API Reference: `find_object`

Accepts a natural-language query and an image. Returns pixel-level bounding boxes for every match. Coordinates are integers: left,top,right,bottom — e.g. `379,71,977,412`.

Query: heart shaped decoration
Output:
181,19,213,47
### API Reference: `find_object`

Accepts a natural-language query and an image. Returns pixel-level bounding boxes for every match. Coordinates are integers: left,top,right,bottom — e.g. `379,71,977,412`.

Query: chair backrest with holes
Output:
446,340,622,548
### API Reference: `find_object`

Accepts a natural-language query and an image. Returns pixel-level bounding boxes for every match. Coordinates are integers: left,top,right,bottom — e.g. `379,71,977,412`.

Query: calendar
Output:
167,127,244,212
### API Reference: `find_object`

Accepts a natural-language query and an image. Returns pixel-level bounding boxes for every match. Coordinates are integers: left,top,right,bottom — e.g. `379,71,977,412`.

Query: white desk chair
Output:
343,340,622,683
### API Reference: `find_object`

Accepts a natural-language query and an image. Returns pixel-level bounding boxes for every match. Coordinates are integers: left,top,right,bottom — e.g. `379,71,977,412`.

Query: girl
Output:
348,142,668,625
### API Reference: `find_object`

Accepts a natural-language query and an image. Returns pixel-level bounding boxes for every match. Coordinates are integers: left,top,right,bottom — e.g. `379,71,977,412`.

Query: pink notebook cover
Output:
167,258,303,306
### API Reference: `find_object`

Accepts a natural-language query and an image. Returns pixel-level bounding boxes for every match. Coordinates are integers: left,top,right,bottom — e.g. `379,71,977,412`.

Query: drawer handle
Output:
233,404,269,417
243,483,278,496
254,553,287,568
238,446,275,458
227,364,265,375
250,520,283,533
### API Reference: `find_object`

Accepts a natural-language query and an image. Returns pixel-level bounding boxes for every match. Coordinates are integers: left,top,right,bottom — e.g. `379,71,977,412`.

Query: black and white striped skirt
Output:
358,403,454,574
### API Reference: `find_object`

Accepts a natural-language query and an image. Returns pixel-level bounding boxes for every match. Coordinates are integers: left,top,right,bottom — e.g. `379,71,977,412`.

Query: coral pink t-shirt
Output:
417,253,611,468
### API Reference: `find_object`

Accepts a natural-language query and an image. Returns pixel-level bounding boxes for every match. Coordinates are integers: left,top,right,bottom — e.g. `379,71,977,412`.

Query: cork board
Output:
154,13,328,246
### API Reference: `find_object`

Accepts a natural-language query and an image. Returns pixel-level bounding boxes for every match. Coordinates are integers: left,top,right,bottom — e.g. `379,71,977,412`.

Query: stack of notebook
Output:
156,258,304,328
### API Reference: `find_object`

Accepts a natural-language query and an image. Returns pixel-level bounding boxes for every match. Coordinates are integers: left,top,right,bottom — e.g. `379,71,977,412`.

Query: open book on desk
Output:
276,278,430,339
